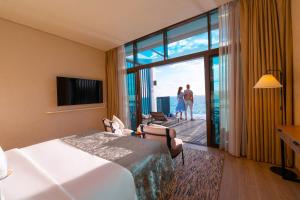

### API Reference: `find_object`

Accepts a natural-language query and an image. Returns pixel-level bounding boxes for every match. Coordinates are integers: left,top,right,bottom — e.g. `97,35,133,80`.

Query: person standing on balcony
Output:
175,86,185,120
184,84,194,121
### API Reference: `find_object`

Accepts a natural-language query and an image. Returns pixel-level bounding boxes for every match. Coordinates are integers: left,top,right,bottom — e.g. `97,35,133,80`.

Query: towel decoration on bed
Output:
0,146,8,179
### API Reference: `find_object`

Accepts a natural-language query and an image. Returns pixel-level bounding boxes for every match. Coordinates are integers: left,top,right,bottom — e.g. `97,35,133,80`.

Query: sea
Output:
169,95,206,118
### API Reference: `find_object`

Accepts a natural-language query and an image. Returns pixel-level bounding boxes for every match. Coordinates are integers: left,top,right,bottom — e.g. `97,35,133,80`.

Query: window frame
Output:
125,8,218,73
135,32,165,66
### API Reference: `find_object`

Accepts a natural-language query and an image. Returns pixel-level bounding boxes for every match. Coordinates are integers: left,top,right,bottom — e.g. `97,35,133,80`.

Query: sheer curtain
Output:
219,0,246,157
117,46,130,128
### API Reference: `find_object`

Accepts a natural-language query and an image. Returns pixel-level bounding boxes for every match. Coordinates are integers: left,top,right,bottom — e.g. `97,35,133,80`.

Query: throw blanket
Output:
61,132,174,200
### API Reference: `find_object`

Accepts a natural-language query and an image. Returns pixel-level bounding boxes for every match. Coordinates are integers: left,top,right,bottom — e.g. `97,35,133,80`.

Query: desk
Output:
273,126,300,182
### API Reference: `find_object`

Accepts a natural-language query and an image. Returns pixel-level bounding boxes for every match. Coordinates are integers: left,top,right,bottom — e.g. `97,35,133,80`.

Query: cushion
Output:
143,125,176,138
0,146,7,178
169,128,177,138
150,124,167,128
143,125,166,136
171,138,183,150
111,121,120,130
103,118,112,127
112,115,125,129
114,128,123,136
103,118,114,132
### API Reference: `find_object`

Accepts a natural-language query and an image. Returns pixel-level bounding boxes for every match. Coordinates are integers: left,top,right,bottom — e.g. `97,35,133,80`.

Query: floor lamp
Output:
254,69,298,181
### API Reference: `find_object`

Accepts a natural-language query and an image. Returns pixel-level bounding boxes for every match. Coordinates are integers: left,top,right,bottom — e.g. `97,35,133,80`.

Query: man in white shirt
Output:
184,84,194,121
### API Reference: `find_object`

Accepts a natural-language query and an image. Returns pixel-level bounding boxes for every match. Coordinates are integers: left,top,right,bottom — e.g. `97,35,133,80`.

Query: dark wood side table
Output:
272,126,300,183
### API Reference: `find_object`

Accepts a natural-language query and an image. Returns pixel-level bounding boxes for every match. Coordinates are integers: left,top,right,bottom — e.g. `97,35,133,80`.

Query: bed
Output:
2,132,174,200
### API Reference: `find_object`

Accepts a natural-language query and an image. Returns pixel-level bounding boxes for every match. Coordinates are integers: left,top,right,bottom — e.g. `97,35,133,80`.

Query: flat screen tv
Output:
57,76,103,106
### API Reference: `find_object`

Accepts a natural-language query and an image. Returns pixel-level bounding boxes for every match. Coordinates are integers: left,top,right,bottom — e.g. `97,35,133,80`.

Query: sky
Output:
125,24,220,97
152,58,206,97
126,27,219,62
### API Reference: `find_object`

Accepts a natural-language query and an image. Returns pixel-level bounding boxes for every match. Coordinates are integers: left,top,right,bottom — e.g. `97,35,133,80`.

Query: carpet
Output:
168,147,225,200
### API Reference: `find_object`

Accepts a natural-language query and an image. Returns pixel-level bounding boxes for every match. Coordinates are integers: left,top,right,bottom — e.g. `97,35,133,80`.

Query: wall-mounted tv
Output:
57,76,103,106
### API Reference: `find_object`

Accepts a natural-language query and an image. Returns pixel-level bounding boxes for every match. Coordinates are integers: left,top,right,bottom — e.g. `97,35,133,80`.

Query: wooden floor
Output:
185,143,300,200
173,119,207,145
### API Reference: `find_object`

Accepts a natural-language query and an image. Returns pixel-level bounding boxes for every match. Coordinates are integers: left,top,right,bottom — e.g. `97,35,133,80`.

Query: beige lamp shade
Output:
254,74,282,88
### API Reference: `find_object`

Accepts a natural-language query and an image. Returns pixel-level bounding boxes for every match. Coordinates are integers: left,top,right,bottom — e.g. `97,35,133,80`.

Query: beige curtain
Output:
219,0,246,157
105,48,119,119
240,0,293,165
106,47,130,126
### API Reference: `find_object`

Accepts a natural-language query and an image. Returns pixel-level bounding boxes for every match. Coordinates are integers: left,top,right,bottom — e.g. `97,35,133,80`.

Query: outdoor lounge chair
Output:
149,112,179,127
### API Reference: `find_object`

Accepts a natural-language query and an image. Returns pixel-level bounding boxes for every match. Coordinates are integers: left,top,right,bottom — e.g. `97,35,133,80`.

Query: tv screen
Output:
57,76,103,106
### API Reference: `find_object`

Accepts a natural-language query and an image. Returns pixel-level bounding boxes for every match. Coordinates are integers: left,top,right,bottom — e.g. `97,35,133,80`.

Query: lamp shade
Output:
254,74,282,88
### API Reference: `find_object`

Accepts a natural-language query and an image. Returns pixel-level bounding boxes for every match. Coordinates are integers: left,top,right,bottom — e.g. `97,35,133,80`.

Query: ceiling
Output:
0,0,230,51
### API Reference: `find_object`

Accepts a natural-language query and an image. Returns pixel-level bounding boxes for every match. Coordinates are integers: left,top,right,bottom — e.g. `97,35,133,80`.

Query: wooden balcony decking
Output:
173,119,207,146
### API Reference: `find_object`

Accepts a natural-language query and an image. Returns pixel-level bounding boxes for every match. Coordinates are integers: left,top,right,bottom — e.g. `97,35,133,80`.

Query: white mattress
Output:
3,139,137,200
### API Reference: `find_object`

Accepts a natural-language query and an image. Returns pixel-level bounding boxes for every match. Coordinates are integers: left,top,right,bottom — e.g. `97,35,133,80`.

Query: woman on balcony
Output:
175,86,185,120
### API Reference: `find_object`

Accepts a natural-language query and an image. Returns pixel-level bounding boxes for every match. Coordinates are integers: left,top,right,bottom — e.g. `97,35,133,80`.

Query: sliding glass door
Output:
126,54,220,146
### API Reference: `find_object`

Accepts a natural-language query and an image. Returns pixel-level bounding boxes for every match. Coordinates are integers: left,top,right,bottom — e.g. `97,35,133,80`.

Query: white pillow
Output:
0,146,7,178
111,121,127,136
112,115,125,129
114,129,123,136
111,121,120,130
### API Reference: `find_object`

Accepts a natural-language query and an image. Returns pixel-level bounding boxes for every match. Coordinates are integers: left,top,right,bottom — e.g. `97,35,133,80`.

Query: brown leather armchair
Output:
140,124,184,165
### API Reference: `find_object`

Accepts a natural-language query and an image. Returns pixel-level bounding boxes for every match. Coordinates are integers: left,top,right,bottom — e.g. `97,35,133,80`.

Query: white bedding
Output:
3,139,137,200
3,149,71,200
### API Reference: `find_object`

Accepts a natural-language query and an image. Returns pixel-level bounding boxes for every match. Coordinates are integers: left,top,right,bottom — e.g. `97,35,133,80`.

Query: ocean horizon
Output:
169,95,206,115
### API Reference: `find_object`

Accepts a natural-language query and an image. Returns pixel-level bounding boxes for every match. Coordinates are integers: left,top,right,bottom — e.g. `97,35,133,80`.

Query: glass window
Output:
127,73,137,129
125,44,134,69
211,56,220,144
210,11,219,49
136,34,164,65
140,68,152,115
167,16,208,58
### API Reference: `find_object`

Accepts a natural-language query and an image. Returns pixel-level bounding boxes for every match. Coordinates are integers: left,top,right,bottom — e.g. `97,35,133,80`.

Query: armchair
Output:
140,124,184,165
